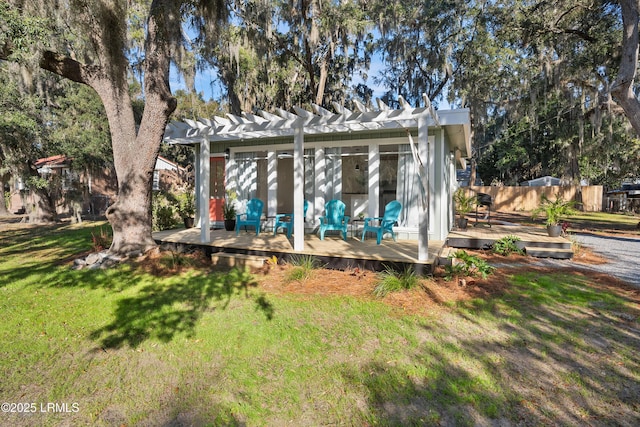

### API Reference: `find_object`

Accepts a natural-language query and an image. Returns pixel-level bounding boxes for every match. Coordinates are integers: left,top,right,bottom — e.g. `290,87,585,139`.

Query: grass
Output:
284,254,323,282
373,265,420,296
527,210,640,233
1,220,639,426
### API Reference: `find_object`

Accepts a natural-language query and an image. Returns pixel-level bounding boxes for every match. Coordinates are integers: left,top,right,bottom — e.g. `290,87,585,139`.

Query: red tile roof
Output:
34,155,69,167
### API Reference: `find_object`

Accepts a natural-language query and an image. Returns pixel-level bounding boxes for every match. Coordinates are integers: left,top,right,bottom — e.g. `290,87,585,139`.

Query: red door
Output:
209,157,225,221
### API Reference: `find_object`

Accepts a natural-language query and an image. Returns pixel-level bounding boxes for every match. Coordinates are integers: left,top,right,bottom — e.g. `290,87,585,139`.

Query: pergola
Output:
164,95,471,261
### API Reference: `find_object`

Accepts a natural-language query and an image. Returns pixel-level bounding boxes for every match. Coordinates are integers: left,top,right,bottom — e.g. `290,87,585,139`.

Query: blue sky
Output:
169,56,389,105
169,54,451,110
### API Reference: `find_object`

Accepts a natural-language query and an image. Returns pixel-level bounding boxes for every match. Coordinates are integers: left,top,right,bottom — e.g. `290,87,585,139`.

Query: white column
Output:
431,132,446,240
293,124,305,251
199,138,210,243
314,147,326,225
194,144,202,228
368,142,380,218
267,150,277,218
418,115,429,262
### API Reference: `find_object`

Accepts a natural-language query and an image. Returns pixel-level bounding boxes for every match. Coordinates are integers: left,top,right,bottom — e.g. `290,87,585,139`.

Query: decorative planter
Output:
547,224,562,237
183,217,195,228
457,217,469,230
224,219,236,231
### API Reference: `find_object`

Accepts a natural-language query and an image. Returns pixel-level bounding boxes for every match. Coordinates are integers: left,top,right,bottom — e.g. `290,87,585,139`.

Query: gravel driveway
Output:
570,233,640,287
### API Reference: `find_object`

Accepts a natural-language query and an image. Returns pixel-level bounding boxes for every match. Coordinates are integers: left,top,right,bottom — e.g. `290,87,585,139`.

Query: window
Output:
153,170,160,191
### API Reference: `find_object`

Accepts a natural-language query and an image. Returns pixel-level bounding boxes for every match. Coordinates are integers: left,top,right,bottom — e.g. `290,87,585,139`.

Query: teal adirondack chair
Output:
274,200,308,238
236,198,263,235
318,199,349,241
361,200,402,244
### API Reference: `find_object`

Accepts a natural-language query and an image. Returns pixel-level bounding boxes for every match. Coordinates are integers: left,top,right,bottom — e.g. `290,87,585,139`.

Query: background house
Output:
520,176,565,187
6,155,185,219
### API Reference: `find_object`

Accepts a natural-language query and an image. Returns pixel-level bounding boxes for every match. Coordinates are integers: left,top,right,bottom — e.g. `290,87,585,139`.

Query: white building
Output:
163,97,471,261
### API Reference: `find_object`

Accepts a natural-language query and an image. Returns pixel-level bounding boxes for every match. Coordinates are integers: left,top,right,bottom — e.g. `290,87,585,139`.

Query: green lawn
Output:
1,221,638,426
511,210,640,234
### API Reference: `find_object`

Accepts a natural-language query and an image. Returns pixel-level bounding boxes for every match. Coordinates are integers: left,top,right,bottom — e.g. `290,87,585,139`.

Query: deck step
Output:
211,253,267,271
522,240,572,250
524,246,573,259
437,247,458,266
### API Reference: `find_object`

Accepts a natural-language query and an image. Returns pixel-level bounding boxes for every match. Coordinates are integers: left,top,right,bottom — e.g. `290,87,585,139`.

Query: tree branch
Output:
39,51,93,85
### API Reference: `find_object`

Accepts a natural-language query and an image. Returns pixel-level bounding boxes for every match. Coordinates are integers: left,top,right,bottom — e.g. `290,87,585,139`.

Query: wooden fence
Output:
463,185,603,212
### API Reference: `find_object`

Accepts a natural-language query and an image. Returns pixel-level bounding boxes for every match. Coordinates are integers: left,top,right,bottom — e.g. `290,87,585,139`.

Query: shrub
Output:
491,235,524,256
373,265,420,297
531,193,577,226
152,191,180,231
445,250,494,281
285,254,323,282
175,188,195,219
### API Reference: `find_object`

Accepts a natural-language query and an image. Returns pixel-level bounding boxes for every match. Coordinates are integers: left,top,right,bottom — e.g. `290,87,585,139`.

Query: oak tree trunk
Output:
104,2,177,255
0,175,10,216
611,0,640,136
32,1,177,256
28,187,57,223
95,78,159,255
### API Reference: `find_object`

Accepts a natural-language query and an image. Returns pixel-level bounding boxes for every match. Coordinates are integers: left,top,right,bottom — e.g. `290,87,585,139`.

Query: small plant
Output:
176,187,195,219
91,226,112,252
262,255,279,273
285,254,323,282
160,251,196,270
453,188,477,228
531,193,577,226
223,201,237,220
373,265,420,297
454,188,476,216
223,190,238,219
491,235,524,256
444,250,494,281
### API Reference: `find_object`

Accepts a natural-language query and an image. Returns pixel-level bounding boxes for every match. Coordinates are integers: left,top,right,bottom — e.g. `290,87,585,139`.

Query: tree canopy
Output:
1,0,639,250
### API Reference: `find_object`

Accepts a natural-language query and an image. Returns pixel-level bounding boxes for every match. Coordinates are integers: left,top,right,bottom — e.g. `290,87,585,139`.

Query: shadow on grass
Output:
89,268,273,349
341,269,640,425
0,221,275,350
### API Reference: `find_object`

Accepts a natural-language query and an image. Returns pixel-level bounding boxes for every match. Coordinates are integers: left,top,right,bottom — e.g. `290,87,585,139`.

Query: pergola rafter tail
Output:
164,96,458,148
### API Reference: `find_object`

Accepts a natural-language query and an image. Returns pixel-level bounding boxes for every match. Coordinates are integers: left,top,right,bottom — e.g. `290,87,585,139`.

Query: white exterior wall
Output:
219,130,461,244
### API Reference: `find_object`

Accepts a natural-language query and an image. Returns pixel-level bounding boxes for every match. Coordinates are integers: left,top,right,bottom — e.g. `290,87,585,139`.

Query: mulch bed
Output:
127,233,639,318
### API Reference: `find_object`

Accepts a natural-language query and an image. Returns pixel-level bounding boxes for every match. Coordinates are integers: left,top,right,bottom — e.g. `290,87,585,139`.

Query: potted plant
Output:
531,193,577,237
222,200,237,231
453,188,476,229
176,188,196,228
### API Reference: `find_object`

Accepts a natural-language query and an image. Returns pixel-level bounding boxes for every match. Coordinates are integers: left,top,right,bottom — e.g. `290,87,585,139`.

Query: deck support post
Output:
418,114,429,262
199,137,211,243
293,122,305,251
194,144,201,228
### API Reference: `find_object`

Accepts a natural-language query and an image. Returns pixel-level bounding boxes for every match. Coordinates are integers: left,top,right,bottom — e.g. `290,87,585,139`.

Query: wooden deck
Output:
153,228,445,273
153,221,573,273
447,223,573,259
